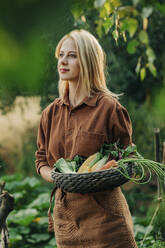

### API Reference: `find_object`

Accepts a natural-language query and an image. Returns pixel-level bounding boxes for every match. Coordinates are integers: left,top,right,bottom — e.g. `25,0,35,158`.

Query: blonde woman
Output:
35,29,138,248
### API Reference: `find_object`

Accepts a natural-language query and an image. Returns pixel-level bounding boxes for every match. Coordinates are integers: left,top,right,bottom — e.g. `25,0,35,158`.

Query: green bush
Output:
1,174,56,248
1,173,165,247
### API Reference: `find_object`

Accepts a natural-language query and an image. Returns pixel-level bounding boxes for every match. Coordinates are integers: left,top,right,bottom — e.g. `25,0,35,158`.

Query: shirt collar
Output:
58,88,101,107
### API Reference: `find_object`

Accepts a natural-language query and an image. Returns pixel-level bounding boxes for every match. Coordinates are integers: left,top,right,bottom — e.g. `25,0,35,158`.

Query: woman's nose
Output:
61,56,68,65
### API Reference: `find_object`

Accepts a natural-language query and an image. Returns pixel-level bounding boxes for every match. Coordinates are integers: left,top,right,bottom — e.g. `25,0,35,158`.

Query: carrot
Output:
98,160,118,171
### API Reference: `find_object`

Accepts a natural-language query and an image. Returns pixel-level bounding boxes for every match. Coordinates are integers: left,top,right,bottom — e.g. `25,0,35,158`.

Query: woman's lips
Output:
60,68,70,73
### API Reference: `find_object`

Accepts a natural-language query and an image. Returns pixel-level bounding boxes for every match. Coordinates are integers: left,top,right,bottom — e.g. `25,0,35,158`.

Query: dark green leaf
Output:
127,39,139,54
123,145,137,158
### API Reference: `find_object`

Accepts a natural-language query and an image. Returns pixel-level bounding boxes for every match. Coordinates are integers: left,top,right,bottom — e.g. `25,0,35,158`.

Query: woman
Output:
35,29,138,248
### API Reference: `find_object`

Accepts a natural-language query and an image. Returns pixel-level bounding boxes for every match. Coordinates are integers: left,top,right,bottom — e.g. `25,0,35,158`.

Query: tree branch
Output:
0,182,14,233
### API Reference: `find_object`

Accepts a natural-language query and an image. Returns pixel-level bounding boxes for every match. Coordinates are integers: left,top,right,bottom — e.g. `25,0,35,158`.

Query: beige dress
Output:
35,89,138,248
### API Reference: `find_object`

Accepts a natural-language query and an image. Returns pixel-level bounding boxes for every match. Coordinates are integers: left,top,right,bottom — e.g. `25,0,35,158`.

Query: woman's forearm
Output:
40,166,53,183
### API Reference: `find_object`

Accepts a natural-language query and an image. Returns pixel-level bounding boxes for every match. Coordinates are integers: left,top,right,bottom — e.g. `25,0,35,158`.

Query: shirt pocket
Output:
75,130,105,157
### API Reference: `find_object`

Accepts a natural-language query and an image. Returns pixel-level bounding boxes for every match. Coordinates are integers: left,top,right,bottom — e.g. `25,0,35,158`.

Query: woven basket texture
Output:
51,163,133,194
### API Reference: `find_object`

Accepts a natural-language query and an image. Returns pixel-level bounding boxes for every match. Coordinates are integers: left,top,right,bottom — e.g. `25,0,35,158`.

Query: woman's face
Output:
58,38,80,83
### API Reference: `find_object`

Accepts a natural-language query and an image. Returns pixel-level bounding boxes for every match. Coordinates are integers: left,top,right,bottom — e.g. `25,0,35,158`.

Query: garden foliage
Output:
0,174,56,248
0,173,165,247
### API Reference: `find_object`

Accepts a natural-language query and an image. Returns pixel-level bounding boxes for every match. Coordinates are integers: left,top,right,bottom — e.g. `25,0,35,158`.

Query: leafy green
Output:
54,158,76,173
100,141,165,185
28,193,50,210
68,155,85,170
99,141,136,159
0,174,57,247
8,209,38,226
1,171,165,247
54,155,85,173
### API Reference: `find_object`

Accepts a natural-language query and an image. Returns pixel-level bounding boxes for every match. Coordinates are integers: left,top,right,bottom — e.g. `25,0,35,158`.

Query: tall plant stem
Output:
141,128,162,244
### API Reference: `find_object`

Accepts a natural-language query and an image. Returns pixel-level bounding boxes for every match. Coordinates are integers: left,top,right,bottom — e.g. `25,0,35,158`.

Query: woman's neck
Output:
68,81,88,107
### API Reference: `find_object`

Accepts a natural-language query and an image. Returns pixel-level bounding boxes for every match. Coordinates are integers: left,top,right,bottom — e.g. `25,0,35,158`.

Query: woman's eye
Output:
69,54,77,58
59,53,77,58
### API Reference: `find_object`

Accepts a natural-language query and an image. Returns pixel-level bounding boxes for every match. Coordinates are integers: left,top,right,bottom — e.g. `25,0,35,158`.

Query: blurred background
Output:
0,0,165,247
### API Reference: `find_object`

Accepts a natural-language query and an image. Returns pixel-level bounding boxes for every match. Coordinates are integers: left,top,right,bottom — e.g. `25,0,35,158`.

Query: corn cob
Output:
77,152,102,173
88,152,102,168
90,155,109,172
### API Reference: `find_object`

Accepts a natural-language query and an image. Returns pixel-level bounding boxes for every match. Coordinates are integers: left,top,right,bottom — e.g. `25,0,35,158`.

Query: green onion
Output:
116,158,165,184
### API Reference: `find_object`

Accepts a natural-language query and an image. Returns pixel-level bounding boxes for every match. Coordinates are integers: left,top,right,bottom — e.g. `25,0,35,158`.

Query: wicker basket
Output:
51,163,134,194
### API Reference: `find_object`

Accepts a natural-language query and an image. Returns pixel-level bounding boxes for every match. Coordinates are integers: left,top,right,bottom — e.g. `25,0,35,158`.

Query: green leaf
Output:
121,18,138,38
146,47,156,63
140,67,146,81
148,63,157,77
110,151,119,158
100,7,108,18
49,238,57,246
13,192,25,203
142,7,153,18
36,216,48,225
96,20,104,38
103,18,114,34
6,176,41,192
54,158,76,173
104,2,111,15
30,233,50,242
127,39,139,54
139,30,149,45
1,173,22,182
128,18,138,38
28,192,50,209
94,0,106,8
134,224,148,237
22,177,41,189
19,226,31,234
8,229,22,244
8,208,38,226
123,145,137,158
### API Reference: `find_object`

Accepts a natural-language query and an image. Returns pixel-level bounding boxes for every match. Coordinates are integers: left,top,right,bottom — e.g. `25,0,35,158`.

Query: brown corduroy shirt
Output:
35,91,132,174
35,90,138,248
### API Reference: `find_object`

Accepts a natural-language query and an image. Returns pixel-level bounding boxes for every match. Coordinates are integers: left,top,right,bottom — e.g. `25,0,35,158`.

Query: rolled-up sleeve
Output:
109,102,132,148
35,111,49,174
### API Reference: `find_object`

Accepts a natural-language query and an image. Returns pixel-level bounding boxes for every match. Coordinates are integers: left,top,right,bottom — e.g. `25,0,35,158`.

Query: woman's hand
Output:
40,166,54,183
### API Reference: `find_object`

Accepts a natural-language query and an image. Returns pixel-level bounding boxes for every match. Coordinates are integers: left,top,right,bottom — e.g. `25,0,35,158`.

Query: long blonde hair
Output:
55,29,119,99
